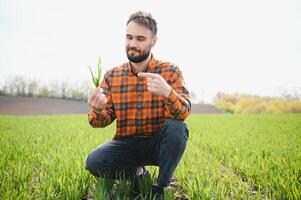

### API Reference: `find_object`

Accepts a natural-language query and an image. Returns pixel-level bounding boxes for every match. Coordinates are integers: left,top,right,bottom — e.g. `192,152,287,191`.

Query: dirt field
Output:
0,96,225,115
0,96,89,115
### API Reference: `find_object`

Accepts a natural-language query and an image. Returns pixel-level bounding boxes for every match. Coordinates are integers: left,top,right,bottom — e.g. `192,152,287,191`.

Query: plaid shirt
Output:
88,56,191,138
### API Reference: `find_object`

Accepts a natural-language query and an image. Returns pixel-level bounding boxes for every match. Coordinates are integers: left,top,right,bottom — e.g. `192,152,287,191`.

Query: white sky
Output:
0,0,300,103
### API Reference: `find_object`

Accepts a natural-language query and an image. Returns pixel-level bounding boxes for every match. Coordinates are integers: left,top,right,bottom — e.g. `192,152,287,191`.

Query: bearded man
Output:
86,11,191,200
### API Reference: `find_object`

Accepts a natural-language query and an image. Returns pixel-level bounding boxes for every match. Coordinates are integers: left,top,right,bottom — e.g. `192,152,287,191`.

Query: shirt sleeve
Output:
164,66,191,120
88,70,116,128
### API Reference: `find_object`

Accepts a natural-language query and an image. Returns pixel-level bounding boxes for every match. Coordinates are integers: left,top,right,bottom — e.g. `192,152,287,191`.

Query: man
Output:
86,11,191,199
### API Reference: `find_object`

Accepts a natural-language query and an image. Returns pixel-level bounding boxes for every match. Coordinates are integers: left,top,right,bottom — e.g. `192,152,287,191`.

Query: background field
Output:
0,114,300,199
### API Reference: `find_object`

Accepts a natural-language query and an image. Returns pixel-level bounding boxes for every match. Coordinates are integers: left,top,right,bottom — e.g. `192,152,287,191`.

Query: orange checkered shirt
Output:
88,56,191,138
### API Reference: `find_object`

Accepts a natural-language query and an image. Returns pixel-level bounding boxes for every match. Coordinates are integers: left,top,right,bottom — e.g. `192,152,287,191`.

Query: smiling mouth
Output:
129,49,139,53
129,50,140,55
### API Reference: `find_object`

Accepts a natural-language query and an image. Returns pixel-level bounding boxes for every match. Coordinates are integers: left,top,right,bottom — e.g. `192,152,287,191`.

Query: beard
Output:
126,45,151,63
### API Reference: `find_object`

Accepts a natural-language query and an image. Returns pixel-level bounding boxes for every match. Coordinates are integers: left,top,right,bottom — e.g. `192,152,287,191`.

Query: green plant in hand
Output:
88,57,102,88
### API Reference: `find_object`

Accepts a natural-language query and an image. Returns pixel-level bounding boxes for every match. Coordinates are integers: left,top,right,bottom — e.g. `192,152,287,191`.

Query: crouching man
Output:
86,11,191,200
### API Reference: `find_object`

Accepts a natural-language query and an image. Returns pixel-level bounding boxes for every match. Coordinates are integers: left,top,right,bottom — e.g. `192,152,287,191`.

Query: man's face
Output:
125,21,157,63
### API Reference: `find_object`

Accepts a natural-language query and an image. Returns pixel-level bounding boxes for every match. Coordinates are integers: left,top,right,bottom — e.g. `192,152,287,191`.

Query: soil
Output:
0,96,225,115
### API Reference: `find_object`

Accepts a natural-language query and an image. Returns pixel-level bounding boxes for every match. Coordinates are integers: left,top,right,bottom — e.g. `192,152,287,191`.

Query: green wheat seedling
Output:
88,57,102,88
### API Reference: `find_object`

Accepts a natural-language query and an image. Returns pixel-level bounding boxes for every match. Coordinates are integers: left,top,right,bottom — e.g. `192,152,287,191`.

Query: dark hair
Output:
127,11,157,36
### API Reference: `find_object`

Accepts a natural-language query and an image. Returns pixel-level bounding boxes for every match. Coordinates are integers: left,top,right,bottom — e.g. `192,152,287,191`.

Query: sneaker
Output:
151,185,164,200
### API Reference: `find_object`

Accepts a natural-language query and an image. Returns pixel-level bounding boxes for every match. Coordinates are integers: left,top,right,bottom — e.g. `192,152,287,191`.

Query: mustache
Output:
127,47,140,52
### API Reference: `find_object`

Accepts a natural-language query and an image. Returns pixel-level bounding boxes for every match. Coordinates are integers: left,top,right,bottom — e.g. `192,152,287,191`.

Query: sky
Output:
0,0,300,103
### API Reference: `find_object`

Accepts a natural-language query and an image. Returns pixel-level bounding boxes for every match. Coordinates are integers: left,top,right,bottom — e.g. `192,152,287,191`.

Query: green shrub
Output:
214,93,301,114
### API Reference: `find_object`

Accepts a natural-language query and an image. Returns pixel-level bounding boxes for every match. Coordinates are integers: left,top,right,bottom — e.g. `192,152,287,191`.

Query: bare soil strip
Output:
0,96,89,115
0,96,225,115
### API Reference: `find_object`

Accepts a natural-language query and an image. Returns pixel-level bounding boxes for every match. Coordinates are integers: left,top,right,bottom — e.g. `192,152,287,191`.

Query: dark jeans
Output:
86,119,189,187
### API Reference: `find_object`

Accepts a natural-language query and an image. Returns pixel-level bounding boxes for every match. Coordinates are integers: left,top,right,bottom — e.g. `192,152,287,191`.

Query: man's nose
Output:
129,38,139,48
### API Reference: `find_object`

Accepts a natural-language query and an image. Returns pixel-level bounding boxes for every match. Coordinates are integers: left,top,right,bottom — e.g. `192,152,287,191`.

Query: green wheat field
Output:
0,114,300,199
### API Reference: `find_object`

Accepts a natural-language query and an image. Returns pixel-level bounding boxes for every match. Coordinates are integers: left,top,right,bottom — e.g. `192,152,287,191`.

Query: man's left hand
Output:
138,72,172,97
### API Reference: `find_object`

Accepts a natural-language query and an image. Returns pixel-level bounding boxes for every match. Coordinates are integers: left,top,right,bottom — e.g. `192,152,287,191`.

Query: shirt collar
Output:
127,54,156,76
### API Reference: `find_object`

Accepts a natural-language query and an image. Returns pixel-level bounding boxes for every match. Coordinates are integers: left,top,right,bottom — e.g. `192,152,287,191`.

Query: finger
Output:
100,96,108,108
152,78,160,84
87,95,91,104
147,77,153,82
91,93,101,106
88,89,98,104
138,72,160,79
147,86,156,93
98,100,107,110
97,87,103,94
97,94,107,108
148,79,160,87
92,105,98,111
91,88,104,104
148,88,160,96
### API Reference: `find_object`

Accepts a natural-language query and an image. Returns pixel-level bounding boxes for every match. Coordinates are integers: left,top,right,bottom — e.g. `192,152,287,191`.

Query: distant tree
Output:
189,90,200,104
280,89,301,100
49,80,60,98
2,74,97,101
60,81,68,99
12,75,27,96
20,79,27,96
5,76,14,95
214,91,301,114
215,92,224,101
189,90,196,99
27,79,39,97
0,89,6,96
69,81,86,100
80,80,94,101
2,78,10,95
39,86,50,97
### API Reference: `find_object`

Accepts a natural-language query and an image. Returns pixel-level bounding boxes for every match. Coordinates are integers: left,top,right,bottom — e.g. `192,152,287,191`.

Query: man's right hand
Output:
88,87,108,114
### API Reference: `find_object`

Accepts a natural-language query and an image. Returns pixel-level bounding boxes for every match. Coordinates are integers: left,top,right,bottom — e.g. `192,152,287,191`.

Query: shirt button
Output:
137,102,143,110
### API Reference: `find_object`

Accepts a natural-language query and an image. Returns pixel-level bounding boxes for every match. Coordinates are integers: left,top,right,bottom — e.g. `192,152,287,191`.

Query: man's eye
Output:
126,35,133,39
137,37,145,41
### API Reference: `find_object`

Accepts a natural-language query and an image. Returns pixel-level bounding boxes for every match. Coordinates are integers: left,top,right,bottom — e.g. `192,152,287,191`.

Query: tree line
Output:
1,75,300,114
214,92,301,114
0,75,202,103
0,75,94,101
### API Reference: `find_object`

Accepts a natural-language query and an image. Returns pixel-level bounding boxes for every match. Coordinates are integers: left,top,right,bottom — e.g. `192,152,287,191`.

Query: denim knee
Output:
164,119,189,141
86,153,98,176
85,152,108,177
160,119,189,154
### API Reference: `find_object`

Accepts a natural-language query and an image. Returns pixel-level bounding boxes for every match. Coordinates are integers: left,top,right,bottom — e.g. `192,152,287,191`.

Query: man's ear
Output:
151,36,157,48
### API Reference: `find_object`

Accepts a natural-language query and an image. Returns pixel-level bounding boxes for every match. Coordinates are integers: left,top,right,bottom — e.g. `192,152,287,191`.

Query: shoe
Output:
151,185,164,200
129,167,150,198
